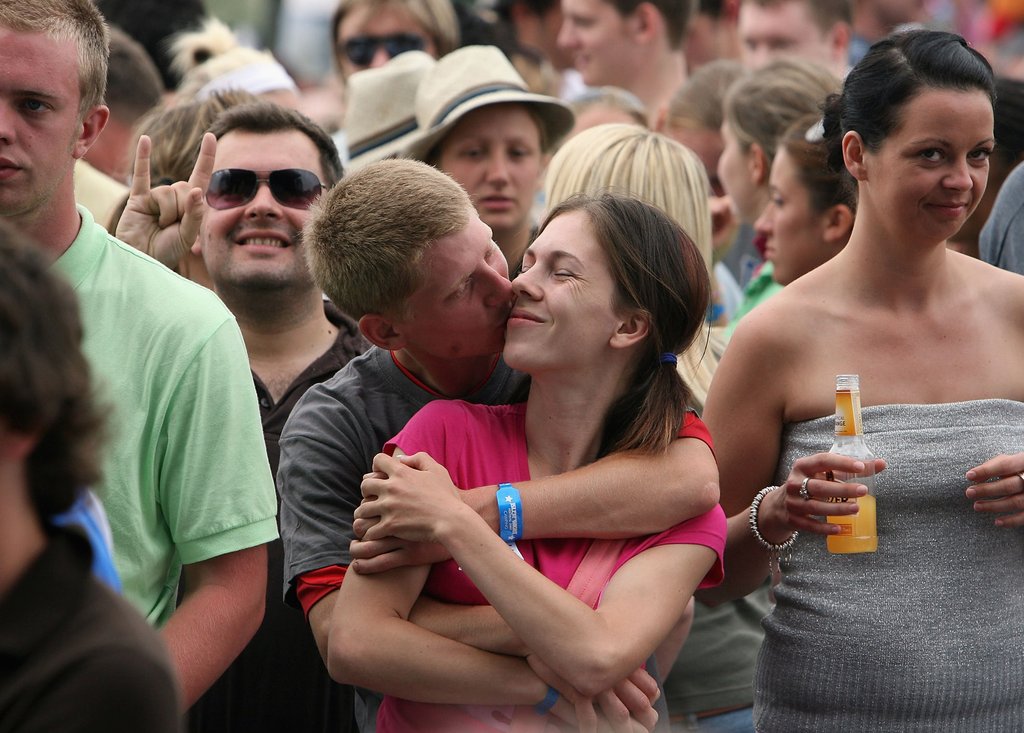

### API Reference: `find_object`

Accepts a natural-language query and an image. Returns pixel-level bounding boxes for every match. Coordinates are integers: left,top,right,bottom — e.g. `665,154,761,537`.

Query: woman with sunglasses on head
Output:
331,0,459,78
702,31,1024,730
328,192,726,732
406,45,574,271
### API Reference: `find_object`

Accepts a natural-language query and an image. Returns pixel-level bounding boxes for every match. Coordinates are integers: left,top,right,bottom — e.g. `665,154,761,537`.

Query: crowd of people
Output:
3,0,1024,732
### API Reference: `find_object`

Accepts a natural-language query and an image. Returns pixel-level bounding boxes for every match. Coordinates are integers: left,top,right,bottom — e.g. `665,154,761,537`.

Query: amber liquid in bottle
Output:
826,374,878,554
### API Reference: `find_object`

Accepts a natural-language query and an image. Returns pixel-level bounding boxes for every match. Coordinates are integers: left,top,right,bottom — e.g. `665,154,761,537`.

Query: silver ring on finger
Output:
1017,472,1024,489
799,476,812,501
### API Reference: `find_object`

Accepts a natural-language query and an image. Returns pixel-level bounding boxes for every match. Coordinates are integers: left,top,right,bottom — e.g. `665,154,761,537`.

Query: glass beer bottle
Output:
826,374,878,553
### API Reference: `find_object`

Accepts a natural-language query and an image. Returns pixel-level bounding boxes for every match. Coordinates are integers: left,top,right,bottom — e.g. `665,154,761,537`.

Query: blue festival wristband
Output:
535,686,560,715
496,482,523,543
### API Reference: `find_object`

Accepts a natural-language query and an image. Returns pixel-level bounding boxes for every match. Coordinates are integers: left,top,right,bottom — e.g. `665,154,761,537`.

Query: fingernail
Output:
966,470,977,480
965,488,976,499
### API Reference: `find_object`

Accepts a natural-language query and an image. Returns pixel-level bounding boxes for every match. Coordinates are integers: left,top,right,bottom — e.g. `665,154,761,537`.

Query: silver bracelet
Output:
748,486,798,552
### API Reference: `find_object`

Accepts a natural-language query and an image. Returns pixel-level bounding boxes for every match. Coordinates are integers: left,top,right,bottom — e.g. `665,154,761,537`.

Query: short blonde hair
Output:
0,0,109,115
305,159,471,317
544,123,721,409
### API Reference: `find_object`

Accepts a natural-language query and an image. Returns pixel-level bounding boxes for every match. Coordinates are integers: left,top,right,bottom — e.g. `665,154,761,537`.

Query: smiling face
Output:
200,129,325,296
756,147,833,285
0,29,101,233
504,209,627,375
394,212,514,361
437,104,546,260
557,0,638,88
854,87,993,247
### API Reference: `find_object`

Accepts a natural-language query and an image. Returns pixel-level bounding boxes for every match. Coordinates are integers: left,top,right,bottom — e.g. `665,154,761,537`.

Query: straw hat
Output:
404,45,574,161
344,51,436,170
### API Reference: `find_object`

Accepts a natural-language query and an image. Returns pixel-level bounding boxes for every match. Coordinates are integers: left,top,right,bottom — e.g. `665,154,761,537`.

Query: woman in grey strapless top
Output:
758,401,1024,730
702,31,1024,732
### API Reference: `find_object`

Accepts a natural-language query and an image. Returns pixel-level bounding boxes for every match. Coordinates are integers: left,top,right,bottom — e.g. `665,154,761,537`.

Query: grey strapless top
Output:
754,400,1024,732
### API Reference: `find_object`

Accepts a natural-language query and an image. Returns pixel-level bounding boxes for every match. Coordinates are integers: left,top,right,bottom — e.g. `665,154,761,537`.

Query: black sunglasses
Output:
340,33,426,67
206,169,324,210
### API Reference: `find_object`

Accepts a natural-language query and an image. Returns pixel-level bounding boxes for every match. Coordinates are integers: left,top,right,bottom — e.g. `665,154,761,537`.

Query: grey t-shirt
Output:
980,160,1024,275
277,347,523,733
278,345,524,604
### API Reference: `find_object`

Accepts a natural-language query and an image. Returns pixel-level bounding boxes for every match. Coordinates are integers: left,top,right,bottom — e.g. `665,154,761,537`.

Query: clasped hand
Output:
351,452,474,573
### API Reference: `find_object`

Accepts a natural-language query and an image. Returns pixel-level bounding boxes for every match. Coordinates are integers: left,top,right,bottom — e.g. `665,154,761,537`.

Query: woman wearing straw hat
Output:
405,45,574,271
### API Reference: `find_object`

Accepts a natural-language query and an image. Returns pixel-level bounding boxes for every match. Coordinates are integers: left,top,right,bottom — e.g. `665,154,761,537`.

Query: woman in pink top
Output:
329,193,727,731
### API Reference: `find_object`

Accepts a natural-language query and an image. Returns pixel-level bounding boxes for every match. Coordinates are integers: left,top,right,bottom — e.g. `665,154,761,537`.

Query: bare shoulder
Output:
955,252,1024,317
712,285,814,418
726,274,831,363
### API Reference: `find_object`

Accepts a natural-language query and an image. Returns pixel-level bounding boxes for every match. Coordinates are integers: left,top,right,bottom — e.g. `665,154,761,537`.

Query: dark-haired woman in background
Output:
753,113,856,287
702,30,1024,730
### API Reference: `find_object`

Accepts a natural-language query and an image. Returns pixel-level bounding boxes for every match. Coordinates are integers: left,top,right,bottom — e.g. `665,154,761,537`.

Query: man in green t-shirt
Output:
0,0,278,710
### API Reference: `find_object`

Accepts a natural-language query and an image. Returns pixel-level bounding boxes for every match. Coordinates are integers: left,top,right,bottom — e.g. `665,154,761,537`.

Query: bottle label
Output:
834,389,862,437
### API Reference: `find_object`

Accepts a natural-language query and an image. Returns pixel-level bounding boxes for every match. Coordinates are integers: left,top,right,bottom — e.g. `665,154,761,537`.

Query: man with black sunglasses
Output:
119,101,370,733
0,0,278,713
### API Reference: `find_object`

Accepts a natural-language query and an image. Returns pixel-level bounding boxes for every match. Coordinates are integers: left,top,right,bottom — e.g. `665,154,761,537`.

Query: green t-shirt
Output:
54,207,278,625
723,262,784,340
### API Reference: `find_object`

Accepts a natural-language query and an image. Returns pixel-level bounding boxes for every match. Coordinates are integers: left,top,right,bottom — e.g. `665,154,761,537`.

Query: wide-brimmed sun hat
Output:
403,45,574,161
345,50,436,170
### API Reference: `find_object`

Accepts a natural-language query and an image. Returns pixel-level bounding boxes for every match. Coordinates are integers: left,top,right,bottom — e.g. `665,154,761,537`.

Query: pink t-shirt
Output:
377,401,726,733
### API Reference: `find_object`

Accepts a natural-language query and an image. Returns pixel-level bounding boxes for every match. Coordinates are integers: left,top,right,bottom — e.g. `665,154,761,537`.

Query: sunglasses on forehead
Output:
206,168,324,210
340,33,426,67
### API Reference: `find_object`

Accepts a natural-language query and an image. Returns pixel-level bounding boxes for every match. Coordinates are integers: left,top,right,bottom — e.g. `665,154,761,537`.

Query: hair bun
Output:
169,17,239,79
